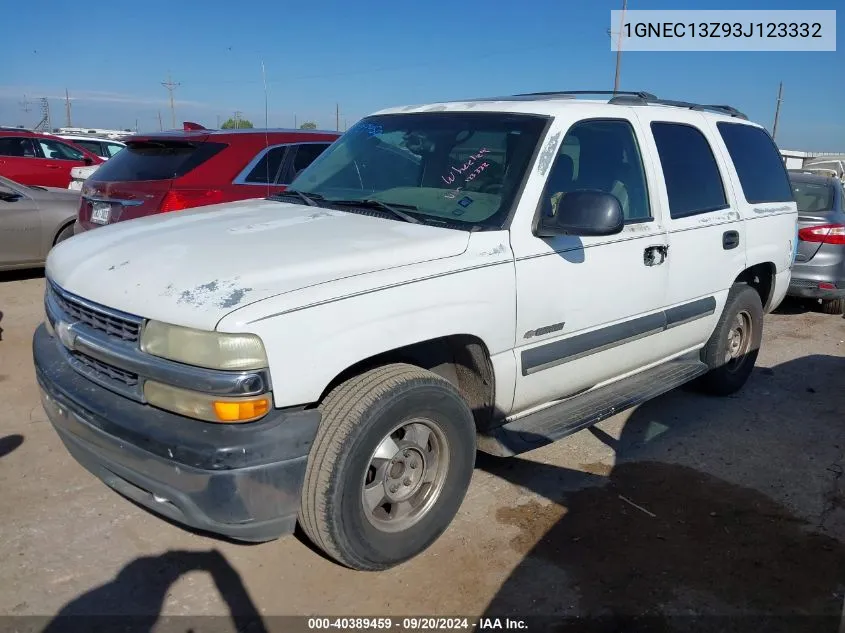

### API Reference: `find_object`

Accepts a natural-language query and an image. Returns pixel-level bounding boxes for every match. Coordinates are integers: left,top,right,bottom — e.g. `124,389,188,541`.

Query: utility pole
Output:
336,103,339,132
64,88,72,127
19,95,31,125
613,0,628,94
135,118,139,133
216,114,221,128
158,110,163,131
294,114,297,128
233,111,242,129
772,81,784,141
161,72,181,130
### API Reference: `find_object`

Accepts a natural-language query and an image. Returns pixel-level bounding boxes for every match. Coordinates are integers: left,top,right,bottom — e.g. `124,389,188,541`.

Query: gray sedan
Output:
788,171,845,314
0,175,79,271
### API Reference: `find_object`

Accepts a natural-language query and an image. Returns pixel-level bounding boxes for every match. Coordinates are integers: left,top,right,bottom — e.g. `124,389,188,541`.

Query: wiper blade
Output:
331,199,420,224
270,189,323,207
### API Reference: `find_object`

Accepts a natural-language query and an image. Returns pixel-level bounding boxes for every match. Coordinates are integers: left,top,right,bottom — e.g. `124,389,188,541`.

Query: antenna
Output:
772,81,784,141
161,72,181,130
65,88,73,127
158,110,163,131
261,59,271,197
336,103,340,132
613,0,628,93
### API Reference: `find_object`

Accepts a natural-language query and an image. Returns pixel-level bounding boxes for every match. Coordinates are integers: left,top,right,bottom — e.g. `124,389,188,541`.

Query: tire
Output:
53,223,74,246
696,284,763,396
821,298,845,315
299,363,476,571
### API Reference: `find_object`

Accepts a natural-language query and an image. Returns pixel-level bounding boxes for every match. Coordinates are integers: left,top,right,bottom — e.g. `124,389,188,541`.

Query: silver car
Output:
788,171,845,314
0,175,80,271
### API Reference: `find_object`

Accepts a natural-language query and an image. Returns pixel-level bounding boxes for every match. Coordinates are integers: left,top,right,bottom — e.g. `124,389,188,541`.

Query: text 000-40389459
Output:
610,9,836,52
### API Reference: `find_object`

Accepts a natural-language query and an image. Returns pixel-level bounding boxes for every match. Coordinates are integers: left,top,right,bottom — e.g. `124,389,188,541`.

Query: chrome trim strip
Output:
82,196,144,207
46,289,271,398
49,280,144,325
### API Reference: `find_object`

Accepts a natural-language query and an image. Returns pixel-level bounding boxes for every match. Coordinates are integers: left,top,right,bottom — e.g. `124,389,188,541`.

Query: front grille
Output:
49,283,141,342
70,352,139,387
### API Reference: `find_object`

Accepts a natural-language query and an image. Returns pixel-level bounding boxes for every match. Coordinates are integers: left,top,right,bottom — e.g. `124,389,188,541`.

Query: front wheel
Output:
696,284,763,396
299,363,476,570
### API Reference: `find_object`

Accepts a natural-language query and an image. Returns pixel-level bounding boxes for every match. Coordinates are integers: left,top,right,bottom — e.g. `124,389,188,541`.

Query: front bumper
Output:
34,324,320,542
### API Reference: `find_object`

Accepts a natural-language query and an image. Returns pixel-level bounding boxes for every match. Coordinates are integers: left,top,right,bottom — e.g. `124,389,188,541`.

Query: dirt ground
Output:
0,269,843,632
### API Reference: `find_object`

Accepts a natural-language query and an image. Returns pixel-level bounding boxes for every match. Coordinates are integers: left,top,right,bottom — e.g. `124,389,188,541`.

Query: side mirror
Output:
83,157,94,166
535,190,624,238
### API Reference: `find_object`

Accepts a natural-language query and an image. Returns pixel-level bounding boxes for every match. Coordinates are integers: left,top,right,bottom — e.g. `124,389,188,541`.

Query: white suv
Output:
35,91,797,571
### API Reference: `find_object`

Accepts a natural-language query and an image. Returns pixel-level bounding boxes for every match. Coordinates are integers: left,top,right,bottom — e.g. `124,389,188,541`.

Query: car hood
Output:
46,199,471,330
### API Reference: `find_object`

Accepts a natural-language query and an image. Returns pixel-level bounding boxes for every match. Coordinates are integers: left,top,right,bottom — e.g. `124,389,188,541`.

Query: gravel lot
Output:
0,269,843,631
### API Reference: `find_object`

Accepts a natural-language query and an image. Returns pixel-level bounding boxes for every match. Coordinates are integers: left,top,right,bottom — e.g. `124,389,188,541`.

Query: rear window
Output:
791,180,835,213
717,122,793,204
90,140,226,182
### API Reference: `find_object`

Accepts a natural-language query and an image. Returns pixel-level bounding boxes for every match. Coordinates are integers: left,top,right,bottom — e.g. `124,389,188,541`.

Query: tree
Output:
299,121,317,129
220,117,254,129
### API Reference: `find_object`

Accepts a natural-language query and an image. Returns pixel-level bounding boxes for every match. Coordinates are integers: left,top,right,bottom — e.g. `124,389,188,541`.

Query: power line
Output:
161,72,181,130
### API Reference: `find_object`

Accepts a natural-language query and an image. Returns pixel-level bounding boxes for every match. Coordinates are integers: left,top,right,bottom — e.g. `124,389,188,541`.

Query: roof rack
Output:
498,90,748,120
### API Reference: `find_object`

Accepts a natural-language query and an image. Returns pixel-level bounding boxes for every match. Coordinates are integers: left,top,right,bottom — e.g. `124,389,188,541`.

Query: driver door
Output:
0,184,41,268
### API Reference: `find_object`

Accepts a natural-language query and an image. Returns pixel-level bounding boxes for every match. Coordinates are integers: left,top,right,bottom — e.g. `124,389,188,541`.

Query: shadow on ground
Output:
0,434,23,459
0,268,45,284
40,550,268,633
479,354,845,632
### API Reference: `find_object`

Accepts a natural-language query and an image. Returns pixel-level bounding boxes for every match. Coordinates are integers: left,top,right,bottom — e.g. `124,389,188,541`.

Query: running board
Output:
477,357,708,457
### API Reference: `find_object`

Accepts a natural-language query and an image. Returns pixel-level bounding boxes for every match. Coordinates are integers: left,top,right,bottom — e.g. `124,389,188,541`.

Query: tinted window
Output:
717,122,793,204
0,137,37,157
790,179,834,213
90,141,226,182
541,119,651,221
290,143,331,180
243,146,287,184
651,122,727,218
38,139,84,161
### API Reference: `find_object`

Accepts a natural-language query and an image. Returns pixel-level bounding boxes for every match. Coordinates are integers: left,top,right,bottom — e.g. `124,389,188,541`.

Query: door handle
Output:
643,244,668,267
723,230,740,250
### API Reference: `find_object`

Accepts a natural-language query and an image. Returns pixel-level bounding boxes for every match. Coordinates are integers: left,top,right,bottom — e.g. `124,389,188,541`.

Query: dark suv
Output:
75,126,339,232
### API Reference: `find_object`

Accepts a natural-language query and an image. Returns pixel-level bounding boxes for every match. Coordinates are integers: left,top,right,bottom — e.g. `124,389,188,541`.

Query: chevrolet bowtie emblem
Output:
56,320,78,351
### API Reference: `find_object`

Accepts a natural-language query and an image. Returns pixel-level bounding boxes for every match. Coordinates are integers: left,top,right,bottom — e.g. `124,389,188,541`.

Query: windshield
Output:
288,112,549,229
790,180,835,213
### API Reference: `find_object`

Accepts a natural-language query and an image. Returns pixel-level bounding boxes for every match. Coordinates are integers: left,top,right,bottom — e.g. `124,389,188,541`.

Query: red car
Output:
0,128,103,188
75,125,340,232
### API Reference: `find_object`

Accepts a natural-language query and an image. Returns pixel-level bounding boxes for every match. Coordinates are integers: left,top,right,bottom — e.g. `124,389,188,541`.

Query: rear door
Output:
633,111,747,352
0,136,49,186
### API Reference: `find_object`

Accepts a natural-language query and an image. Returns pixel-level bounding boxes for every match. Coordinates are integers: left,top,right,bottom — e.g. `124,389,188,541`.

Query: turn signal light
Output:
798,224,845,245
214,399,270,422
159,189,225,213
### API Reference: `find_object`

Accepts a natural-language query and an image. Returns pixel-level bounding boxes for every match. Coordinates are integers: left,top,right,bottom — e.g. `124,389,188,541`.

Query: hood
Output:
46,199,471,330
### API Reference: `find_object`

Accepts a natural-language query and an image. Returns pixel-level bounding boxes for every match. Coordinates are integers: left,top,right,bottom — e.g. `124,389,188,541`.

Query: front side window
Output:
540,118,651,222
73,140,106,157
243,146,287,184
289,112,548,229
38,139,84,161
718,122,793,204
651,122,728,219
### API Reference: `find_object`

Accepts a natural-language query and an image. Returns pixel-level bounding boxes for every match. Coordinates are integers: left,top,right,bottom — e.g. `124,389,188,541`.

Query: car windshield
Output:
790,180,835,213
287,112,549,229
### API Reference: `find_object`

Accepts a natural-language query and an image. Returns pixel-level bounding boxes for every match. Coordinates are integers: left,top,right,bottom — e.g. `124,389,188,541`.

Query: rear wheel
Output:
696,284,763,396
820,298,845,315
299,363,476,570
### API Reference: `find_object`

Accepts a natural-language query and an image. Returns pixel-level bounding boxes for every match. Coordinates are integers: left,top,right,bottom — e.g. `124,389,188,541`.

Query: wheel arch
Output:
734,261,776,312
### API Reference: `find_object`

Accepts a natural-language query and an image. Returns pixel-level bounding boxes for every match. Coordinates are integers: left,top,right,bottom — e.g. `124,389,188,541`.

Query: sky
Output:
0,0,842,151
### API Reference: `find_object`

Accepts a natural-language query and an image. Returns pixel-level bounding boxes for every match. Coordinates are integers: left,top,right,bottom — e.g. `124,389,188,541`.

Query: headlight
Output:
140,320,267,370
144,380,270,423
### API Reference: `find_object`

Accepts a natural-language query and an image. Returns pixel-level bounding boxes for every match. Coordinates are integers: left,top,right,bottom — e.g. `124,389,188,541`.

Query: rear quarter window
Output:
90,140,226,182
717,122,793,204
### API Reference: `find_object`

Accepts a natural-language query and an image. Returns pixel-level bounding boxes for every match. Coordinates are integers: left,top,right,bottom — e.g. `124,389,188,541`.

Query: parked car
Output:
0,175,80,271
0,129,103,188
787,171,845,313
68,164,102,191
74,127,340,232
54,135,126,160
35,91,796,571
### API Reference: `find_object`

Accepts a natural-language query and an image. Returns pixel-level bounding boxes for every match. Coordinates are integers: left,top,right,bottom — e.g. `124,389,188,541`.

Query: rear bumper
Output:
34,324,320,542
788,243,845,300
